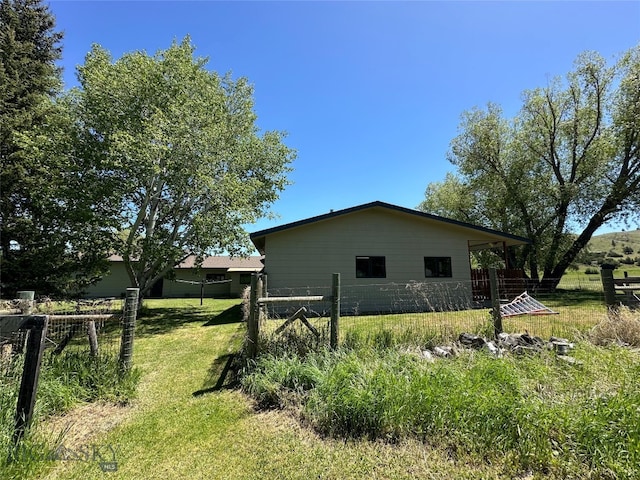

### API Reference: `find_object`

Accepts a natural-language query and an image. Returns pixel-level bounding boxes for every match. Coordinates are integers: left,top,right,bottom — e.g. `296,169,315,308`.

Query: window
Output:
206,273,226,282
239,273,252,285
356,256,386,278
424,257,452,278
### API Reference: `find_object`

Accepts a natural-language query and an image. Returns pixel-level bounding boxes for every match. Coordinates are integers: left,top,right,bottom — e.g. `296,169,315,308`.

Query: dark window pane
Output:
425,257,452,277
356,256,386,278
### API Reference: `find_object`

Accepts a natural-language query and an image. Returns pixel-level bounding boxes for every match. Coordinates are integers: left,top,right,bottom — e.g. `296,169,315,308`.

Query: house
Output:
84,255,264,299
250,201,530,313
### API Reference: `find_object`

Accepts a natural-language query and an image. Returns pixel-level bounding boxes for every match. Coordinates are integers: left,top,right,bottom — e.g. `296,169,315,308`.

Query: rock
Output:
421,350,435,362
433,346,451,358
484,341,503,357
459,333,486,349
556,355,583,366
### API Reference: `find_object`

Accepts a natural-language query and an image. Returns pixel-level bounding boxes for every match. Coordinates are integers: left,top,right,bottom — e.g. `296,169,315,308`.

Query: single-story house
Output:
250,201,530,313
85,255,264,299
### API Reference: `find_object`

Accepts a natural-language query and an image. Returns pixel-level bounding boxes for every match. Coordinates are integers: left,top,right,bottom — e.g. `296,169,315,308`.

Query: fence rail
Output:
0,289,139,447
248,269,618,356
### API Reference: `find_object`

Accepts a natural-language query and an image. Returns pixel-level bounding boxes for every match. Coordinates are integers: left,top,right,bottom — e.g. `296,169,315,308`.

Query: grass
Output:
588,230,640,256
0,348,140,479
34,298,507,480
244,342,640,479
6,296,637,479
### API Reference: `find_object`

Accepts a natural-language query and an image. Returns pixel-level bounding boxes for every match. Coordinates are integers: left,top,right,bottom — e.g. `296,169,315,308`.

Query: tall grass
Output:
242,343,640,479
0,350,140,479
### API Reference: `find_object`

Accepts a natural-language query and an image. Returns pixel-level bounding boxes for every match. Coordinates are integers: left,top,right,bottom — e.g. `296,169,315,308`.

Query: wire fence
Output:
1,295,134,448
1,298,124,365
257,276,609,351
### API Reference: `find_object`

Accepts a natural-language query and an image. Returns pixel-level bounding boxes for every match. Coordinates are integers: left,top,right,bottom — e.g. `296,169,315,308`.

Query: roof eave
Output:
249,201,531,248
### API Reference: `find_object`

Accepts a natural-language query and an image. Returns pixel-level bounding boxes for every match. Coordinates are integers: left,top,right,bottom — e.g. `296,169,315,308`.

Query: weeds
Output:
0,350,140,479
242,342,640,478
589,306,640,346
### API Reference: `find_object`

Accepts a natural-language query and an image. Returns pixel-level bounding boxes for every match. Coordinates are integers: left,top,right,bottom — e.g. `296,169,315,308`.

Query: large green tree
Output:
69,39,295,298
420,46,640,288
0,0,111,297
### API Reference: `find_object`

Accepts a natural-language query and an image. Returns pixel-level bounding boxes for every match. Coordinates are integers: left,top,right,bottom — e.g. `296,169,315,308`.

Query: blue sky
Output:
49,1,640,240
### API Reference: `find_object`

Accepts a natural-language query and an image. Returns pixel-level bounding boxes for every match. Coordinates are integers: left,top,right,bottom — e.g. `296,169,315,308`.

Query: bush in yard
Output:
621,256,636,265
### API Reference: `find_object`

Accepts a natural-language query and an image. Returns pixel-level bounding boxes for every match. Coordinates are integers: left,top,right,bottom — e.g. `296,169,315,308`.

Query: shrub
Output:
601,259,620,268
584,267,599,275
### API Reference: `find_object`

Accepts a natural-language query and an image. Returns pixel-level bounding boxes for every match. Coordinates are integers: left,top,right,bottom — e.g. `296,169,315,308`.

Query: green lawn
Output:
35,298,506,480
8,296,631,479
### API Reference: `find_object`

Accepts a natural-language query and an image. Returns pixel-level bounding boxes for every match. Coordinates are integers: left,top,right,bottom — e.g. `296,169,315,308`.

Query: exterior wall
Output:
84,262,130,298
229,272,252,297
262,208,503,313
163,269,232,298
85,264,252,299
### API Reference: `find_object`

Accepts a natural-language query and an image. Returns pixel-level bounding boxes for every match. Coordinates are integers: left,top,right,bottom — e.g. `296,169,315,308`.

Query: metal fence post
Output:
330,273,340,349
247,274,259,359
119,288,139,372
489,268,503,337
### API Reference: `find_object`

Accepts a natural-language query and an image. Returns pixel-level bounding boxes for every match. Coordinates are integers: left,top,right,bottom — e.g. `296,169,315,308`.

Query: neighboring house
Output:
84,255,264,299
250,201,530,313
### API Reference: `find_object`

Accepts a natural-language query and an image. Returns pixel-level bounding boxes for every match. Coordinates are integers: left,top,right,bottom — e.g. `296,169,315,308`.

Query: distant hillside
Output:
588,230,640,256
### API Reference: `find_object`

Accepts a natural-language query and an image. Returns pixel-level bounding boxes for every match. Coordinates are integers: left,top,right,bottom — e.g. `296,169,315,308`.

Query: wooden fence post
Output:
16,291,35,314
119,288,139,372
11,291,35,356
330,273,340,349
489,268,503,337
87,320,99,357
247,274,259,359
12,315,48,446
600,266,618,313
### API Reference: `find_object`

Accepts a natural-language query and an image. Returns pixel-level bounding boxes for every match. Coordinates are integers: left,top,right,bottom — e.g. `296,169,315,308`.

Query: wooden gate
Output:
246,273,340,358
471,268,527,302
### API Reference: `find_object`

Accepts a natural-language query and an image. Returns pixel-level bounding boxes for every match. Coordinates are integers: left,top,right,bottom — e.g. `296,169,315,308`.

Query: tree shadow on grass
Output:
542,289,605,307
202,304,243,327
192,352,239,396
136,303,243,337
192,308,247,396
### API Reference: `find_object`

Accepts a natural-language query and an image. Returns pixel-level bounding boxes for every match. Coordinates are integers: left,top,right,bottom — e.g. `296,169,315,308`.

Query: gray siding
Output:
264,208,475,286
261,207,501,312
85,264,251,299
84,262,130,298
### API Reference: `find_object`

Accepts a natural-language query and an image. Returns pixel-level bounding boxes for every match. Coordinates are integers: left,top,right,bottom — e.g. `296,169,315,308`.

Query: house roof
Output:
250,201,530,254
108,254,264,271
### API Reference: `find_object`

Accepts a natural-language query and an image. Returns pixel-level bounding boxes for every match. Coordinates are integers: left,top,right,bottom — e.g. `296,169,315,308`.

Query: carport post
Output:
489,268,503,337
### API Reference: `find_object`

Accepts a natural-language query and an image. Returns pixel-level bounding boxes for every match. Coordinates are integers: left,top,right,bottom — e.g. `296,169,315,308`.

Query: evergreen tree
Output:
0,0,111,297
